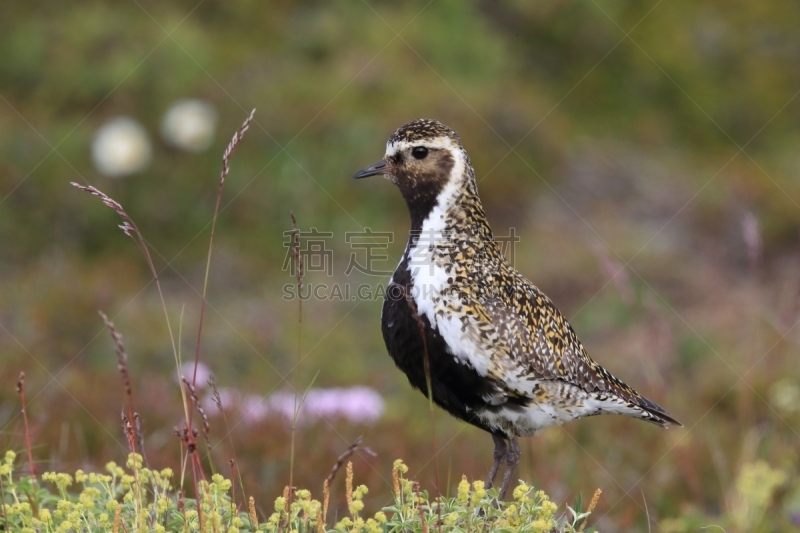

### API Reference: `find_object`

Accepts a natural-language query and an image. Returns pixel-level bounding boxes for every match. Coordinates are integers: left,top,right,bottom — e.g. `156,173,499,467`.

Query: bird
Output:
353,118,681,500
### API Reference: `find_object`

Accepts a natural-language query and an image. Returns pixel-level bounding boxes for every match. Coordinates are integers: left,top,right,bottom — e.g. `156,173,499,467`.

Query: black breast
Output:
381,252,510,435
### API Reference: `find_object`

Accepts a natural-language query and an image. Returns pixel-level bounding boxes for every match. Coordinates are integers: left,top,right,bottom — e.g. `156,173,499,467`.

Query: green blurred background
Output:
2,1,800,530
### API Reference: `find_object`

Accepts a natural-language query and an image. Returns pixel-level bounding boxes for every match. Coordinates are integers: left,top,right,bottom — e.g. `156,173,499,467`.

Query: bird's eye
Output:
411,146,429,160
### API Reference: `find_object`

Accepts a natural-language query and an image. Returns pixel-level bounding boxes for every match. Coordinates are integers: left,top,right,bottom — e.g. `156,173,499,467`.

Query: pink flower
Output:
206,386,385,426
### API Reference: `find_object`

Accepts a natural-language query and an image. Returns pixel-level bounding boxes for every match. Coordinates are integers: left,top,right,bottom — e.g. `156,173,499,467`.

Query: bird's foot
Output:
497,436,521,501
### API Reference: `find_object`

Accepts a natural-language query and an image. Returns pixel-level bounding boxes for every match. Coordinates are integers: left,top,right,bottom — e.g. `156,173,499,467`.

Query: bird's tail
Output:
636,395,682,428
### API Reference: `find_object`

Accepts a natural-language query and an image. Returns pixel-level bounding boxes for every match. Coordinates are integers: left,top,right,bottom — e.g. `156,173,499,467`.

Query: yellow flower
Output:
57,500,72,512
365,518,382,533
443,513,458,526
471,480,486,506
373,511,387,523
335,517,353,529
513,482,530,502
392,459,408,474
126,453,143,470
79,487,101,508
353,484,369,500
349,500,364,515
530,518,554,532
541,499,557,518
210,474,231,493
401,479,414,497
274,496,287,512
736,461,786,509
5,450,16,464
457,475,470,504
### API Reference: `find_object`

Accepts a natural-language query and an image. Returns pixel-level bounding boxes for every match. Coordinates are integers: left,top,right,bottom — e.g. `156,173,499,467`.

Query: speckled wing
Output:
481,273,681,427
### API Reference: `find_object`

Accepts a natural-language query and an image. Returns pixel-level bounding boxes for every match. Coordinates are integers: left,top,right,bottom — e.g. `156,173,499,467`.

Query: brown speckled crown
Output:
388,118,462,146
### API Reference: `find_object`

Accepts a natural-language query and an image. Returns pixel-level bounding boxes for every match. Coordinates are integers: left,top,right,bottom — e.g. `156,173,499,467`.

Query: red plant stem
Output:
191,109,256,390
99,311,138,455
288,211,304,502
186,111,256,484
16,373,36,483
229,458,237,514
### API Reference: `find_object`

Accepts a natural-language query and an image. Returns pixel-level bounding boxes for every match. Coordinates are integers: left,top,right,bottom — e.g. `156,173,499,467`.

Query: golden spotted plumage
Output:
356,118,681,500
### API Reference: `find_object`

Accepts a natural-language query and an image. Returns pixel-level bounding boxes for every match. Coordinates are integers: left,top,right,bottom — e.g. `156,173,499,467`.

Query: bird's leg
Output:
497,436,521,500
485,434,507,489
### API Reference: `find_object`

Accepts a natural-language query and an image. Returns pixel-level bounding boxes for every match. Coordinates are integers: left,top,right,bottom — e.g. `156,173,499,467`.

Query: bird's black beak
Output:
353,159,389,179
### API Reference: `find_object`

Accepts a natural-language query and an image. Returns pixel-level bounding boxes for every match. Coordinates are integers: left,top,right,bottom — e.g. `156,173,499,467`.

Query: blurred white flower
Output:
92,117,152,177
769,379,800,414
161,99,218,152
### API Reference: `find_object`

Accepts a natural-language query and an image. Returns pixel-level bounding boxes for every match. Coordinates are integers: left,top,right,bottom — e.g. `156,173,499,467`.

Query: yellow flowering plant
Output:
1,450,601,532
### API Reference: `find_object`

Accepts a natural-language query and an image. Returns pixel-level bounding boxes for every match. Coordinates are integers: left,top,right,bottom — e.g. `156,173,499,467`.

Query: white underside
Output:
476,389,644,436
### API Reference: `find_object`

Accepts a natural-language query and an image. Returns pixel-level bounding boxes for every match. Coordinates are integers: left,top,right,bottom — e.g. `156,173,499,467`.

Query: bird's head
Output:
354,119,470,218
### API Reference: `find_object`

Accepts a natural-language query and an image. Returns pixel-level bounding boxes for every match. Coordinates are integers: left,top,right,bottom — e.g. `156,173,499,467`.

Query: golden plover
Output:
354,118,681,499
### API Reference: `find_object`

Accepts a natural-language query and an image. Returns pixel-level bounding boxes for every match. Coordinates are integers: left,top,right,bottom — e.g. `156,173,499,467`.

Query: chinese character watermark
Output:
344,228,394,276
282,227,333,276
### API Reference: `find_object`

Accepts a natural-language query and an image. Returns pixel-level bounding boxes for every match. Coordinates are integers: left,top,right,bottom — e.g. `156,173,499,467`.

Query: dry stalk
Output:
99,311,142,460
112,505,122,533
99,311,134,408
577,488,602,533
248,496,258,529
345,461,354,509
414,481,429,533
316,506,324,533
325,436,371,486
392,462,401,501
182,378,210,442
288,210,304,505
70,183,185,449
229,458,237,515
322,479,330,526
192,108,256,390
209,375,223,411
209,374,245,508
16,373,37,488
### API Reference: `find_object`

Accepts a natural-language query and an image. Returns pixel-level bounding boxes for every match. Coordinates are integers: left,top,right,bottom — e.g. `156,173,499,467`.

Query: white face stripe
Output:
385,136,461,159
